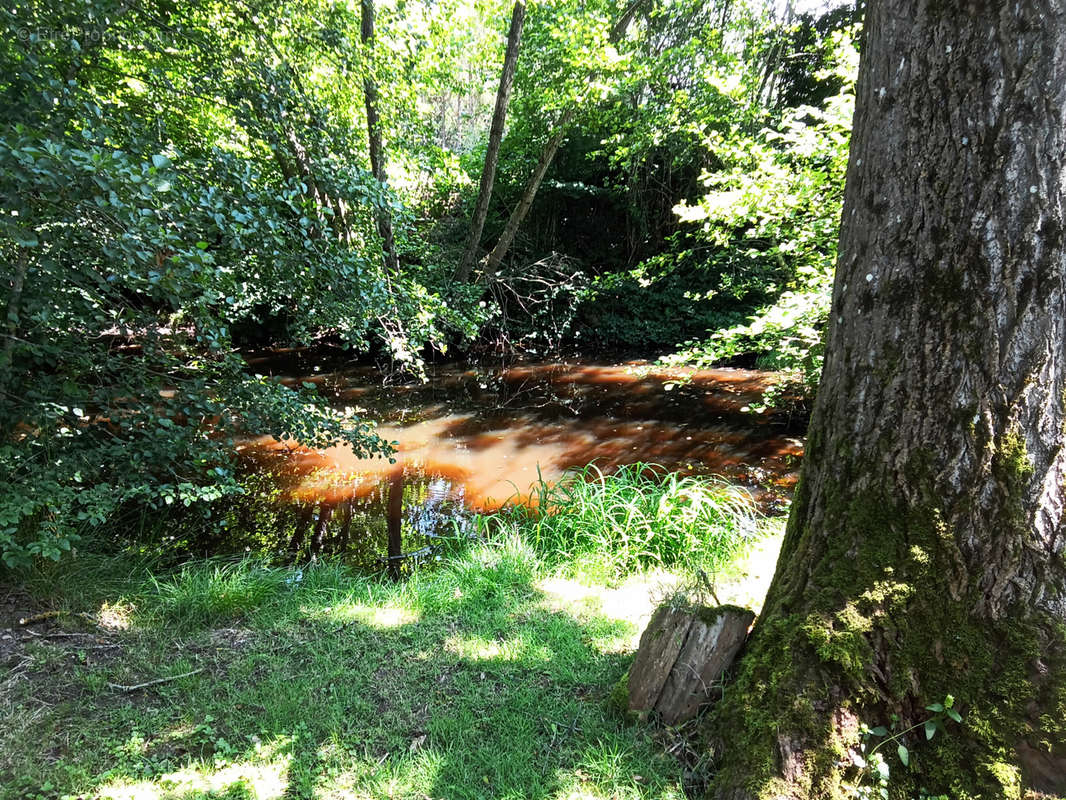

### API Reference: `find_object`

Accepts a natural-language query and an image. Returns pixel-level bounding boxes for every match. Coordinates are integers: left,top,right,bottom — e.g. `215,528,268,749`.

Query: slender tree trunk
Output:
483,107,576,278
239,21,355,246
334,499,353,554
272,123,353,244
1,248,28,396
287,503,314,556
454,0,527,283
706,2,1066,797
754,1,794,110
387,471,404,580
362,0,400,274
481,0,648,277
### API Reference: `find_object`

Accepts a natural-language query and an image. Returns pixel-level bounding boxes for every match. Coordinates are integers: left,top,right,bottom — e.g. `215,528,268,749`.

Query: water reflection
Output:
236,357,805,568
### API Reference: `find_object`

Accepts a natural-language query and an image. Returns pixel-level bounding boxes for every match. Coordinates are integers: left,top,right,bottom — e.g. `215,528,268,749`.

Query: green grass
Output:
1,467,774,800
478,463,757,579
1,538,700,800
143,562,293,632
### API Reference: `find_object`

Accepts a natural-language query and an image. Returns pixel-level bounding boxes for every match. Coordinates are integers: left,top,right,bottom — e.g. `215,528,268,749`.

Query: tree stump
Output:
627,603,754,726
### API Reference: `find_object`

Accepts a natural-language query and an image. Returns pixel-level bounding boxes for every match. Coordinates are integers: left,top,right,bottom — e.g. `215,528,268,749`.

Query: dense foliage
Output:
2,0,397,564
662,54,855,404
2,0,857,563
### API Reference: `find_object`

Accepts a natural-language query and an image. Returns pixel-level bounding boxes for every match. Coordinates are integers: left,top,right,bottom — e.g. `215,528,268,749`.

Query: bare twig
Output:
107,668,203,692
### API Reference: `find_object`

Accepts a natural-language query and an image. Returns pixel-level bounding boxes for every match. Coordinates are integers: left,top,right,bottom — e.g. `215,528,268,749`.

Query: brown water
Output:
235,356,805,569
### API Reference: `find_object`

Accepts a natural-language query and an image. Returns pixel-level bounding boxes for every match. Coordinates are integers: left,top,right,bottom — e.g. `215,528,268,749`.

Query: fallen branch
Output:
18,611,64,626
23,630,103,640
18,610,101,627
107,668,203,692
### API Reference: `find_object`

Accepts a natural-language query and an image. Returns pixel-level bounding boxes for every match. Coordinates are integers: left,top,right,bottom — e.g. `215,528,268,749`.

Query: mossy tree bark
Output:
706,2,1066,798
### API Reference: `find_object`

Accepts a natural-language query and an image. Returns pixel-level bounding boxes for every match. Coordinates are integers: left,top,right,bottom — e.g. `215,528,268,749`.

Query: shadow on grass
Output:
1,548,686,800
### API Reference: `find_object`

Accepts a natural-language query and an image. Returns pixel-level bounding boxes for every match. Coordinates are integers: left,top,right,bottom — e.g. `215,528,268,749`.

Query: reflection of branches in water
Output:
265,467,475,574
233,358,805,561
469,368,583,416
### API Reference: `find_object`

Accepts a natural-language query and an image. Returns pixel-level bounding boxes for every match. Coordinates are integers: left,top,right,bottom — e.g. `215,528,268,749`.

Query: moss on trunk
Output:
705,478,1066,799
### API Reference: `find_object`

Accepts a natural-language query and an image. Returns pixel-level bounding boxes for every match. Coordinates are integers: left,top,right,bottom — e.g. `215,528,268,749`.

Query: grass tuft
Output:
143,560,291,630
479,462,757,577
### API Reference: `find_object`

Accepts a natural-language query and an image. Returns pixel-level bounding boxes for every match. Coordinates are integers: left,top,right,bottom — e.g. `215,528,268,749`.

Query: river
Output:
233,354,805,570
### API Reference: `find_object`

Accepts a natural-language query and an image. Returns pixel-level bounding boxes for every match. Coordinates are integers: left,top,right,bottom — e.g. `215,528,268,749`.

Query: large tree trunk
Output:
454,0,526,283
706,2,1066,798
362,0,400,274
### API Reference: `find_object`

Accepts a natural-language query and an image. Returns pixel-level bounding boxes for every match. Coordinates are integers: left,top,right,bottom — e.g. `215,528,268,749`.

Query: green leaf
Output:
946,708,962,723
152,154,171,169
925,719,937,740
869,726,888,737
897,744,909,766
925,702,944,713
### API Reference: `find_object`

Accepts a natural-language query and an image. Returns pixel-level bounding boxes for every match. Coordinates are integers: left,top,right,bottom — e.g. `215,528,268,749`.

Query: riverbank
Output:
0,521,783,800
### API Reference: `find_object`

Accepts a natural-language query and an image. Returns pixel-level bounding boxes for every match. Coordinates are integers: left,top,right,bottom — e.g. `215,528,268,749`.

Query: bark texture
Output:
629,605,696,710
654,606,753,724
706,1,1066,798
455,0,526,283
628,604,754,725
362,0,399,274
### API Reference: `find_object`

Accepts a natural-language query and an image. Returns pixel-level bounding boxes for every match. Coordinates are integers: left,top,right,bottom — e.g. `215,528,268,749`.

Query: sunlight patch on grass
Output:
443,631,552,662
97,757,290,800
311,602,419,629
312,749,446,800
713,518,785,612
537,571,682,650
97,600,134,630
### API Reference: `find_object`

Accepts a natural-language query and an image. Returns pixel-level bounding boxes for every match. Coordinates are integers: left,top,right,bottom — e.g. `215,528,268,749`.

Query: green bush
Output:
662,37,857,402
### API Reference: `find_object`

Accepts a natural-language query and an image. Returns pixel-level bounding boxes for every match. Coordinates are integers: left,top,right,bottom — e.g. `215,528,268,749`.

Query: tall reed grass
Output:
477,462,757,576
